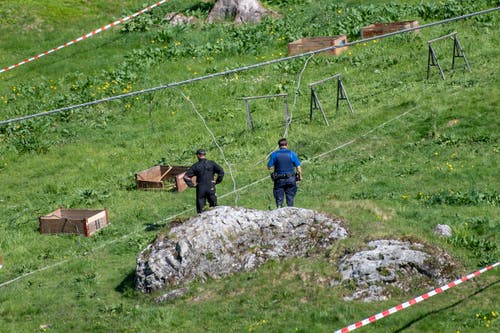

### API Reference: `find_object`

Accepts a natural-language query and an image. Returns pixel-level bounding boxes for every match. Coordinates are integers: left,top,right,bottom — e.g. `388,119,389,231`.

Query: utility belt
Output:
270,172,295,181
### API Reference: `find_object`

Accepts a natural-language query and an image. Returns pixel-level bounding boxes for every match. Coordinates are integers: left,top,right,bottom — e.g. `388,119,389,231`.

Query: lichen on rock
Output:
135,206,348,293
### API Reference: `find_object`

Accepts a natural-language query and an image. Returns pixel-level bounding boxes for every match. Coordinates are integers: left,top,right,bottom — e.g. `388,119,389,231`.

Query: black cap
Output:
196,149,206,155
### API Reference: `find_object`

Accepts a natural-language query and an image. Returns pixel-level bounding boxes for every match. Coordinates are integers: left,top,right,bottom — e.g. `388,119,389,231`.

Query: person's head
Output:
196,148,206,160
278,138,288,148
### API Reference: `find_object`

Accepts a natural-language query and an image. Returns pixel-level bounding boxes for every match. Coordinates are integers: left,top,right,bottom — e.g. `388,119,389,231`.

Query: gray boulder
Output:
338,239,456,302
135,206,348,293
434,224,452,237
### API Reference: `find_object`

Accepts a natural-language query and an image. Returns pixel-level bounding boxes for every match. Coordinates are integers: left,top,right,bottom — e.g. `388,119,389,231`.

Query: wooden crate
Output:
361,20,419,39
135,165,189,192
288,35,348,56
39,208,109,236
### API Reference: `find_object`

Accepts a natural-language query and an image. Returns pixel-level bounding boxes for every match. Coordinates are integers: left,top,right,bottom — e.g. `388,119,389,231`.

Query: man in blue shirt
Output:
267,138,302,208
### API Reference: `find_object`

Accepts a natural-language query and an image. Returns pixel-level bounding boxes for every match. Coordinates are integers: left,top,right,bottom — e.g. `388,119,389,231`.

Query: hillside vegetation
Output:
0,0,498,332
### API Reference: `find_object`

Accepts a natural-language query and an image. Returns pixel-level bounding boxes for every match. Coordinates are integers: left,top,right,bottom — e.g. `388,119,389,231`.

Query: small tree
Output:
207,0,270,23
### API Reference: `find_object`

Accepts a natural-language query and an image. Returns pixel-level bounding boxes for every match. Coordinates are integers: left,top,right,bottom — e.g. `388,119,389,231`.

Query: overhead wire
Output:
0,6,497,127
256,54,316,166
0,101,421,289
178,89,239,206
284,54,316,138
0,7,498,288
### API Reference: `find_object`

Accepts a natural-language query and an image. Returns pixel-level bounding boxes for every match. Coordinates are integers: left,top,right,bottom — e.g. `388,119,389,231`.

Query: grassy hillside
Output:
0,0,498,332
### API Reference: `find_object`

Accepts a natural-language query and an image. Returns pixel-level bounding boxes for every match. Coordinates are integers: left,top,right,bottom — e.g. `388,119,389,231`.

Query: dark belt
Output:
271,172,294,180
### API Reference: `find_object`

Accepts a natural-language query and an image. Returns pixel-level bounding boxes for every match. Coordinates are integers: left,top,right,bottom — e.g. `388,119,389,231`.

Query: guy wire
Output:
1,7,497,127
178,89,239,206
0,102,425,289
256,54,316,166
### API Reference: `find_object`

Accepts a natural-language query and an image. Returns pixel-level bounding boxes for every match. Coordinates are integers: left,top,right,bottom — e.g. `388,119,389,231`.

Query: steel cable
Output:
0,102,420,289
0,7,498,288
1,7,498,126
178,89,239,206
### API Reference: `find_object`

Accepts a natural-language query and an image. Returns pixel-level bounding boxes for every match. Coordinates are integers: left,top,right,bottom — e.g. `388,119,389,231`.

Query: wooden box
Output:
39,208,109,236
135,165,189,192
288,35,348,56
361,20,419,39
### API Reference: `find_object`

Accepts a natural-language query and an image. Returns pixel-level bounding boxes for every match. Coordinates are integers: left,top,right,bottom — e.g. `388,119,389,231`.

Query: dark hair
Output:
196,148,206,155
278,138,288,147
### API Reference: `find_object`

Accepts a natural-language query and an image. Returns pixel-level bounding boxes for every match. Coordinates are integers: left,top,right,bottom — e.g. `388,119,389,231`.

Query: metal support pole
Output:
239,93,288,130
309,88,316,122
245,99,253,129
337,79,354,114
427,44,445,80
336,81,341,113
427,31,457,44
283,95,290,128
427,32,470,80
309,87,329,126
309,73,354,125
452,35,471,71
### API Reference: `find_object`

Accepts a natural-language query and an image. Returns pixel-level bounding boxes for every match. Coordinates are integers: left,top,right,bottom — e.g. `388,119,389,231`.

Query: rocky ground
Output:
135,206,457,302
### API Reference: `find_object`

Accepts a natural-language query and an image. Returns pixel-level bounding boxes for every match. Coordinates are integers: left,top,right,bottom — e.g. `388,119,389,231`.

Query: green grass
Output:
0,0,499,332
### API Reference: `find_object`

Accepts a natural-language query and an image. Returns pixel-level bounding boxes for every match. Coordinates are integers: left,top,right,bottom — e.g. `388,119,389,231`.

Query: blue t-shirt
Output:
267,148,301,174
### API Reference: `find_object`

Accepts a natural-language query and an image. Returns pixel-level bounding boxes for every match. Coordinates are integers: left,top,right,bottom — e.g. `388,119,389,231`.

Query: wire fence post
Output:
238,94,289,130
452,34,471,71
427,43,444,80
283,94,290,129
244,99,253,129
427,32,471,80
310,86,329,126
310,73,354,125
337,77,354,114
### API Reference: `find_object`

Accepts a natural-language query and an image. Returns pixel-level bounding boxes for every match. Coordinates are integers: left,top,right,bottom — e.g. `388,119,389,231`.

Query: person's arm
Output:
267,152,275,170
213,162,224,184
183,167,196,188
291,151,302,180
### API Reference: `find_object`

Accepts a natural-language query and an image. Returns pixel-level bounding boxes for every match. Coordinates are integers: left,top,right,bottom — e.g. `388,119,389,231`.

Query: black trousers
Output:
196,183,217,214
273,176,297,208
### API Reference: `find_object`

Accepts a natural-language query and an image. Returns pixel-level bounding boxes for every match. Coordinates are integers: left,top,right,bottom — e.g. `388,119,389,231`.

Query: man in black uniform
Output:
183,149,225,214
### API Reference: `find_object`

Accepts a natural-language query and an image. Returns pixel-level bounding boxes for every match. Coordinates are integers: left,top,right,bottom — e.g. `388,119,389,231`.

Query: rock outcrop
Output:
135,206,348,293
207,0,270,23
165,12,198,25
135,206,457,303
434,224,452,237
338,239,457,302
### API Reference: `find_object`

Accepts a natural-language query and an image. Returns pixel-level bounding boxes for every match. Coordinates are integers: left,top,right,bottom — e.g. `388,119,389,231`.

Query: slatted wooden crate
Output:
288,35,348,56
360,20,419,39
135,165,189,192
39,208,109,236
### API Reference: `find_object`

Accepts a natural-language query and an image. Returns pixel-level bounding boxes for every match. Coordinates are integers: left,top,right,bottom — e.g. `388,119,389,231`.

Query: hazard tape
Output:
333,261,499,333
0,0,168,74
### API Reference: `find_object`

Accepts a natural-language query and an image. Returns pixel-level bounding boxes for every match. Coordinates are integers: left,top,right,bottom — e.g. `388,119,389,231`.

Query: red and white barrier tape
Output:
334,261,500,333
0,0,168,74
